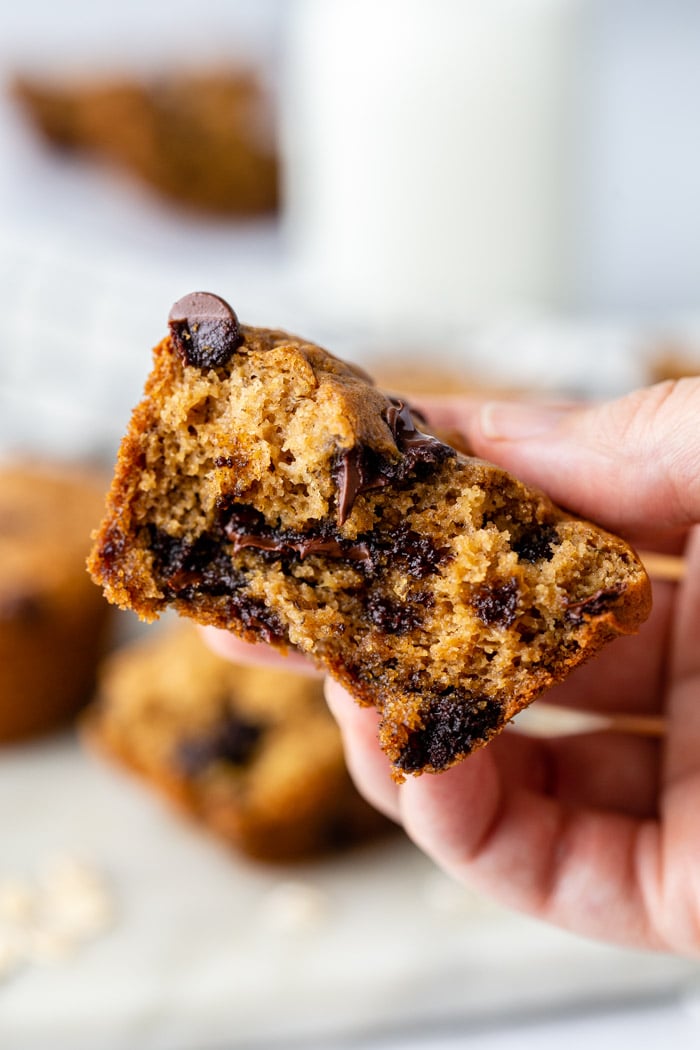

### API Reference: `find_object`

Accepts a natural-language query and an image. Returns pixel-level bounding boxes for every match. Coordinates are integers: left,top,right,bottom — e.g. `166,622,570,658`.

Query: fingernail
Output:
479,402,574,441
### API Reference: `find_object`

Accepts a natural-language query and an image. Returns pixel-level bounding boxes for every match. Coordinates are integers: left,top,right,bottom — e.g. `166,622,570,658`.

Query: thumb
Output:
465,379,700,535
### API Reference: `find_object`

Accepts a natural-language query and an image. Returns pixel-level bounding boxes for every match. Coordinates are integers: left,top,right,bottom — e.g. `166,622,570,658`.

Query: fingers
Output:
434,380,700,536
398,759,662,949
664,526,700,783
200,627,319,676
324,679,400,821
325,679,670,947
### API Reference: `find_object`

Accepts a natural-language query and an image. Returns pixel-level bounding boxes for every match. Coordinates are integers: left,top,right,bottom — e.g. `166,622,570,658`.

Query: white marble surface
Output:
0,732,696,1050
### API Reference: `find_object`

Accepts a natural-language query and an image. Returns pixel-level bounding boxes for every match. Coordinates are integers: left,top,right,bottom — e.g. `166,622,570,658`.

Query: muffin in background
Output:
0,462,111,742
13,70,279,216
84,625,391,862
645,339,700,384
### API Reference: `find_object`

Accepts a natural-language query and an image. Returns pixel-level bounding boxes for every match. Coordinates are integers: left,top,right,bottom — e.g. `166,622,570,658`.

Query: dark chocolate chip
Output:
564,586,623,624
384,524,449,579
0,590,44,623
176,712,263,775
472,578,519,628
168,291,242,369
513,524,560,563
396,691,503,773
365,592,425,634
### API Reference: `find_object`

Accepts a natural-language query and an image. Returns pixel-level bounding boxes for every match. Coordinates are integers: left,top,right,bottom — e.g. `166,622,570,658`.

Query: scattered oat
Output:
261,881,329,933
0,879,36,922
0,933,22,979
0,854,114,981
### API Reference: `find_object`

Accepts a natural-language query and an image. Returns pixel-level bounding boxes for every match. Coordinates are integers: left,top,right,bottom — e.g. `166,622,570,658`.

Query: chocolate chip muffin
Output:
0,462,111,742
13,71,278,215
85,624,389,861
88,293,652,779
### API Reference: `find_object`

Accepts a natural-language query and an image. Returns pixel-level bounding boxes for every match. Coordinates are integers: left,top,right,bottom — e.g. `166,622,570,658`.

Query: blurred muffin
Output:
645,340,700,384
84,625,390,862
13,70,278,215
0,462,111,742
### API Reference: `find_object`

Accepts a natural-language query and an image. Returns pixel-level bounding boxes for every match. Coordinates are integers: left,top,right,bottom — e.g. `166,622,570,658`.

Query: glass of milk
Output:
283,0,581,336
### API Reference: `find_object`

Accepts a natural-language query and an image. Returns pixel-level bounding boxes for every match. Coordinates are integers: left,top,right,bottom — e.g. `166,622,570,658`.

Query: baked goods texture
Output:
84,624,389,861
88,292,652,778
0,462,111,741
13,71,278,215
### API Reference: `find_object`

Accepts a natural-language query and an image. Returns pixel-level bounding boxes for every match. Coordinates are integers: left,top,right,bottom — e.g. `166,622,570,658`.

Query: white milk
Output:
284,0,581,334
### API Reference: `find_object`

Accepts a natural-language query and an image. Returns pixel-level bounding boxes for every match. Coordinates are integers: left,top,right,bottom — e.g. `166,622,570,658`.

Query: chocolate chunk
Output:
385,524,449,579
366,592,425,634
226,594,287,645
513,524,559,563
565,586,623,624
396,691,503,773
176,712,263,774
472,579,519,628
148,526,244,597
168,291,242,369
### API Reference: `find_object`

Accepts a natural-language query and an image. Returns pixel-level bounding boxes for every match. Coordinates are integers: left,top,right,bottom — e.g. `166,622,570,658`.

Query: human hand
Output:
206,378,700,954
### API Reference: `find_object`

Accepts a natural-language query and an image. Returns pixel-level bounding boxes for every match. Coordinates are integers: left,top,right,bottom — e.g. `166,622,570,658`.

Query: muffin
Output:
13,70,278,215
88,292,651,779
0,462,111,741
85,624,390,862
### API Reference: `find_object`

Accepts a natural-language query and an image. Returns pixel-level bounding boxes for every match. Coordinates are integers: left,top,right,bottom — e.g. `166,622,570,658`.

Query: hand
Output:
206,378,700,955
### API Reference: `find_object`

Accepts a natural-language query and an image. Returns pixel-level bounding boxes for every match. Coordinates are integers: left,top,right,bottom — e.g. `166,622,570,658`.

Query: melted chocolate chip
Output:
565,586,623,624
219,502,374,567
396,691,503,773
334,446,381,528
472,579,519,628
333,398,454,526
176,712,263,775
513,524,559,563
168,291,242,369
384,398,440,455
149,527,245,597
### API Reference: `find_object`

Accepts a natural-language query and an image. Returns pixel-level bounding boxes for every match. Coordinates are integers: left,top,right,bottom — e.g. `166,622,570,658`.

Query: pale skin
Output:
204,377,700,955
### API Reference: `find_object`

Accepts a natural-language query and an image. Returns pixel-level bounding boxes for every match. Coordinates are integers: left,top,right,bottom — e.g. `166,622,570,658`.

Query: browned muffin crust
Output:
84,624,390,862
88,293,652,779
0,462,111,741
